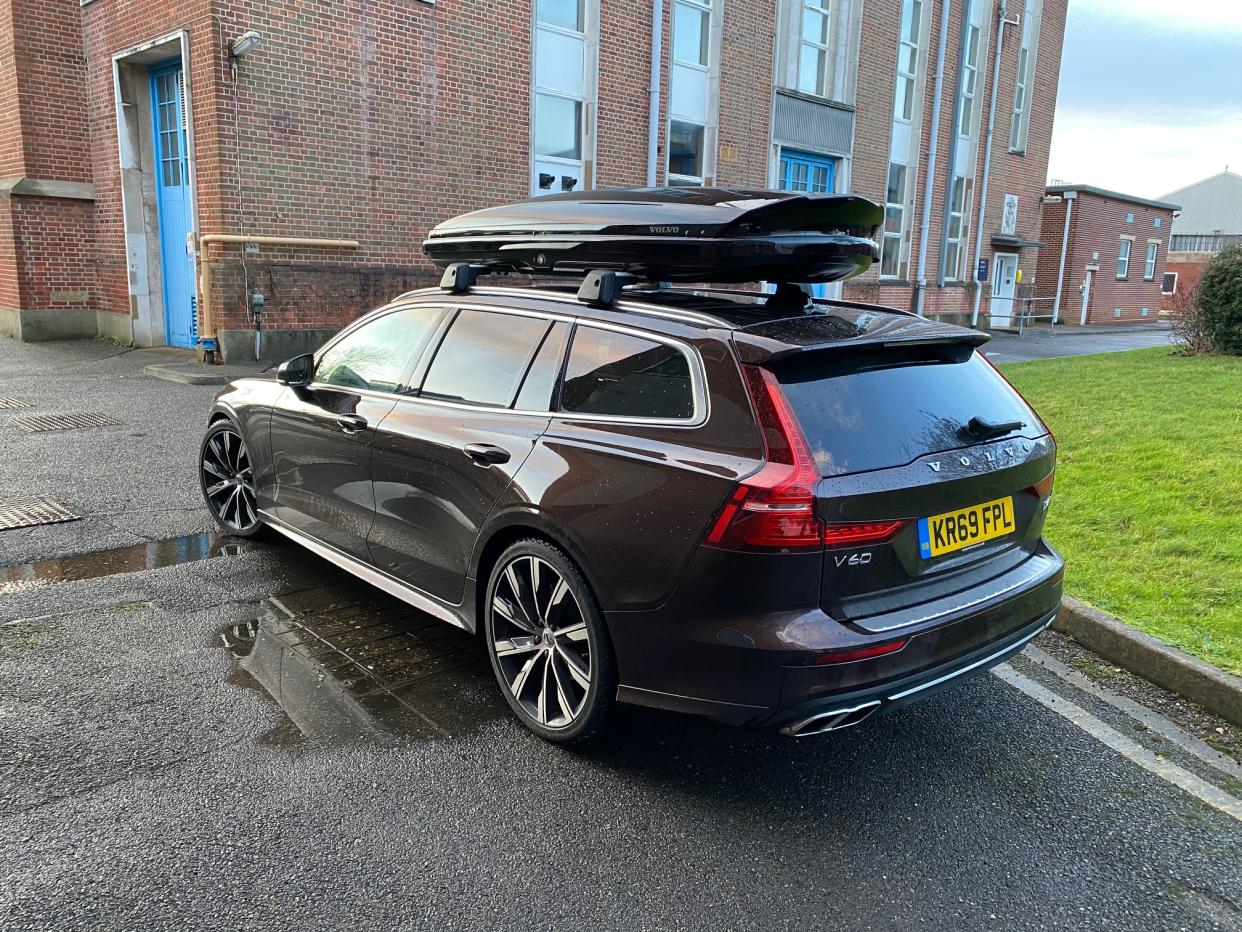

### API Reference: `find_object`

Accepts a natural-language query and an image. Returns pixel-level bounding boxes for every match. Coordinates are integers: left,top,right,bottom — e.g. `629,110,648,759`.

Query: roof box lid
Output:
422,188,882,284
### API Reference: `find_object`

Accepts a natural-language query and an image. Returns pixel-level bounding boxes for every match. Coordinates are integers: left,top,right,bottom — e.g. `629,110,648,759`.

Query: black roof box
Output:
422,187,882,284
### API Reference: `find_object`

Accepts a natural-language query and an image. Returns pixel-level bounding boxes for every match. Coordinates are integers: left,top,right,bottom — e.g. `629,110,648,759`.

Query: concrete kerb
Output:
1052,595,1242,727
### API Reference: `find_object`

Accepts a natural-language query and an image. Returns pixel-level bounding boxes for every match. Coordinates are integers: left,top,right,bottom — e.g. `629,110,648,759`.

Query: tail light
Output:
1028,468,1055,499
705,365,822,551
705,365,909,552
817,637,908,665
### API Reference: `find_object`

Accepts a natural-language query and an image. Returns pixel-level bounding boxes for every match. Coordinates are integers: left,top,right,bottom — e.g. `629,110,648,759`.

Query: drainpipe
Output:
646,0,665,187
970,0,1018,327
1052,190,1076,322
913,0,951,317
195,234,360,359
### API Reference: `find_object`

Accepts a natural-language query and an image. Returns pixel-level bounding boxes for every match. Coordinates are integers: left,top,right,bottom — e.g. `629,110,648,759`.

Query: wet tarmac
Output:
218,585,504,744
0,531,259,593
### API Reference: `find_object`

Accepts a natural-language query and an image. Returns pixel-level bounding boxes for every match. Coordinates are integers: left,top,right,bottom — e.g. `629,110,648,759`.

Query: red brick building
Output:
0,0,1068,360
1036,185,1178,326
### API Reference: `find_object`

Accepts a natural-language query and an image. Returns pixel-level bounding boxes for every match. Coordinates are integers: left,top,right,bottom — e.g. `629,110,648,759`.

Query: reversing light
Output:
816,638,909,665
822,520,907,548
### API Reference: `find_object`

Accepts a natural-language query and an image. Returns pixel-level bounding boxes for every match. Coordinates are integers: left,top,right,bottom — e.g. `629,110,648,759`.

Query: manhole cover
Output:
0,398,31,410
0,496,81,531
11,412,118,432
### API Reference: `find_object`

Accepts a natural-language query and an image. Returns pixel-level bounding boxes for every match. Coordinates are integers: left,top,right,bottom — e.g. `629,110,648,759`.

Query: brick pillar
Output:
0,0,101,341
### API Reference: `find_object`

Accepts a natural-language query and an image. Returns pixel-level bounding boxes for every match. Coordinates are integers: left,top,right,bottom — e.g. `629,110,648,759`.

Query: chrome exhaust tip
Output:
781,700,881,738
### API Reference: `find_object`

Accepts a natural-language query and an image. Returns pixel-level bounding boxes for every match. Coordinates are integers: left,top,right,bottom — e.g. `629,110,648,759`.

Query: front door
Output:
1079,268,1094,325
150,64,196,348
268,304,449,560
777,149,838,299
989,253,1019,327
368,308,561,603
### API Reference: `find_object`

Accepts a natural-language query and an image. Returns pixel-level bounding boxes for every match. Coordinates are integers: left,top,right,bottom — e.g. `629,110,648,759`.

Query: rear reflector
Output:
817,638,909,665
822,519,907,548
1029,469,1055,499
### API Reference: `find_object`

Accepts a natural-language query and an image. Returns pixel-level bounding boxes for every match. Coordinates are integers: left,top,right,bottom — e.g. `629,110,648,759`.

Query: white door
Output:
1079,268,1094,325
989,253,1019,327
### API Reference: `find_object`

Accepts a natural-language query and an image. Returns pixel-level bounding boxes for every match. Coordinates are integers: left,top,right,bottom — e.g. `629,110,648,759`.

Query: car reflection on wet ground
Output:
218,585,505,745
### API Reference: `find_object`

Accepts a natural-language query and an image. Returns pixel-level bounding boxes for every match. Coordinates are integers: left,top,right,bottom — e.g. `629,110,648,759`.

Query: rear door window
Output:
774,346,1041,476
560,326,695,420
421,309,551,407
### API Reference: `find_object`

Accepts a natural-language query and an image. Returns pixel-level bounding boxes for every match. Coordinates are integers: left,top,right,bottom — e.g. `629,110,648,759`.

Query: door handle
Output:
463,443,511,466
336,413,368,434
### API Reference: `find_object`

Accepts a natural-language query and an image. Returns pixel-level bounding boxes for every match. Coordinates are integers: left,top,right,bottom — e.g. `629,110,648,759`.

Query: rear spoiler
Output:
731,313,990,365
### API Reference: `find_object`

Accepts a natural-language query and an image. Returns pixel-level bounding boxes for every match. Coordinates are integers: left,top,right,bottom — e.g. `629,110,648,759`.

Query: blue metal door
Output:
777,149,838,298
150,64,196,348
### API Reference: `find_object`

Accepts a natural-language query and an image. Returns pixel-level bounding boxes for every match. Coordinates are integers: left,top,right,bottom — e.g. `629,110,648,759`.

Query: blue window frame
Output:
778,149,837,194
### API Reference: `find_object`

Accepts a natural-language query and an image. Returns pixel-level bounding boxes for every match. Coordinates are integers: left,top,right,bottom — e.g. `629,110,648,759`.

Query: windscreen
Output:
773,345,1043,477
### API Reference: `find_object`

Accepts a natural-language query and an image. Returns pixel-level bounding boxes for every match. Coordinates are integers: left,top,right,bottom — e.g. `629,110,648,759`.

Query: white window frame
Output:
944,175,971,281
796,0,833,97
531,0,598,197
1009,0,1040,153
1117,236,1133,279
880,161,908,280
1161,271,1178,295
667,0,718,186
893,0,921,124
957,10,981,139
1143,240,1159,281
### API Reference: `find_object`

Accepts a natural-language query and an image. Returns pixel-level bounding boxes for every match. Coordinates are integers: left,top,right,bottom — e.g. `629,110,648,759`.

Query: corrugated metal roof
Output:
1161,171,1242,235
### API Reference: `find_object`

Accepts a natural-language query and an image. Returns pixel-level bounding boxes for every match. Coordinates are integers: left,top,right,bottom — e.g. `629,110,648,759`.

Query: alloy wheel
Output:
490,555,593,729
201,427,259,532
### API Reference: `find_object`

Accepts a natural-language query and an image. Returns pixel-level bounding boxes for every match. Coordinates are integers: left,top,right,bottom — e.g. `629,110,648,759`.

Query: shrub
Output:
1167,285,1212,355
1196,243,1242,355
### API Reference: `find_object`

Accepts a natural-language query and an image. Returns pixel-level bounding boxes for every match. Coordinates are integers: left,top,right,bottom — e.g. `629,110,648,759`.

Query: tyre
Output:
199,420,264,538
484,539,616,744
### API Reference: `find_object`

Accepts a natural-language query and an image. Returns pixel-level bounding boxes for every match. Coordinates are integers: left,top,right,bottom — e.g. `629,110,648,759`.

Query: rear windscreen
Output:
773,345,1043,477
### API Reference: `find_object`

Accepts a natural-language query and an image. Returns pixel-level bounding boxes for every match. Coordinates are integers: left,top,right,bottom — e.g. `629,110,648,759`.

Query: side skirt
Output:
260,512,470,632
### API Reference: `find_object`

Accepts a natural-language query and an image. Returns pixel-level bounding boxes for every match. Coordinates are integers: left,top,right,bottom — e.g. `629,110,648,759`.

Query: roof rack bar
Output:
576,269,641,307
440,263,491,293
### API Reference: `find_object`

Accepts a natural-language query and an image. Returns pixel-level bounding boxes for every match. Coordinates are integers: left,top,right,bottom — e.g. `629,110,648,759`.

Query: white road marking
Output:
993,664,1242,822
1021,645,1242,782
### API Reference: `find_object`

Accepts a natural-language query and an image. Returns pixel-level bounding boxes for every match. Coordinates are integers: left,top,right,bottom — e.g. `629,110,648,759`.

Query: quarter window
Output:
422,310,551,407
514,322,570,411
1117,238,1132,279
316,306,444,394
561,327,695,420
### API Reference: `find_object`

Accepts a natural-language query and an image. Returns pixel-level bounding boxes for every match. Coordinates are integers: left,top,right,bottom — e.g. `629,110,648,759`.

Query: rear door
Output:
269,304,447,559
769,341,1055,627
367,307,566,603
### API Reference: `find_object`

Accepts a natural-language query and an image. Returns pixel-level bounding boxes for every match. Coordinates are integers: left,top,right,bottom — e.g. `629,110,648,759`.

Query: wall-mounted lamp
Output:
229,31,262,80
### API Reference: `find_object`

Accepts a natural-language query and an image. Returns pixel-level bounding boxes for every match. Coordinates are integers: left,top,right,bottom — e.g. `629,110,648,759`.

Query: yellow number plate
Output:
917,496,1016,558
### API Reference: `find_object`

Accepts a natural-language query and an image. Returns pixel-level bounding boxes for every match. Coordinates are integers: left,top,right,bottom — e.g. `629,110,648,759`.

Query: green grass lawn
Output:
999,347,1242,673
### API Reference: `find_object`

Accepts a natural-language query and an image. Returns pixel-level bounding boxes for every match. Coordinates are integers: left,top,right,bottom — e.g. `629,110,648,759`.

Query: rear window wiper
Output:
966,415,1024,440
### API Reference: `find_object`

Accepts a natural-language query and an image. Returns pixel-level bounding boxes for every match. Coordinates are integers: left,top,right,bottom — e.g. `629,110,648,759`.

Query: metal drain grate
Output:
11,412,118,432
0,398,31,410
0,496,81,531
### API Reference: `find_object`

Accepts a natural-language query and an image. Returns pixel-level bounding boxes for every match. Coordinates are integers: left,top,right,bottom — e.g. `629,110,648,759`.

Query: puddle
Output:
218,586,505,745
0,531,256,593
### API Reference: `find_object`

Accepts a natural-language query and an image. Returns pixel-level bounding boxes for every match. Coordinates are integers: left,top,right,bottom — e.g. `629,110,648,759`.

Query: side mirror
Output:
277,353,315,387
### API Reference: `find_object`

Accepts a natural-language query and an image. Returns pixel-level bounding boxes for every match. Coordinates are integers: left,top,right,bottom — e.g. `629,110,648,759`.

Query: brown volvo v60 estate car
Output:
199,190,1062,743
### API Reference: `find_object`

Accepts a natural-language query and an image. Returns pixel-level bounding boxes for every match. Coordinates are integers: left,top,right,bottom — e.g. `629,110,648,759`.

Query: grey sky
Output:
1047,0,1242,199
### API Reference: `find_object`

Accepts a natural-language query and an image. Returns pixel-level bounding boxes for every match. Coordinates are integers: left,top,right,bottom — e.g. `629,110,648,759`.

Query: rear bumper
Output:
772,607,1055,736
609,542,1063,729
